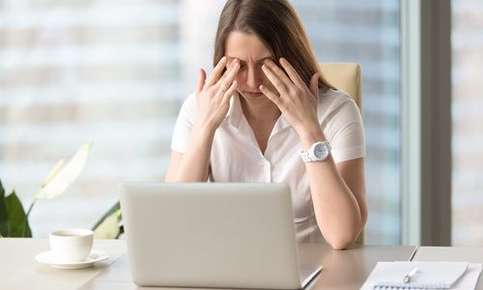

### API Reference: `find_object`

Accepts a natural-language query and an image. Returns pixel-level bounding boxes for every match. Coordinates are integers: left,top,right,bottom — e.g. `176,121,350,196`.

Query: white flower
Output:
35,143,92,200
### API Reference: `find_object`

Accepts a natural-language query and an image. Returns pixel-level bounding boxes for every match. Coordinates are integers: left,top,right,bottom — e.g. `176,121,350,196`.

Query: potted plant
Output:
0,144,122,239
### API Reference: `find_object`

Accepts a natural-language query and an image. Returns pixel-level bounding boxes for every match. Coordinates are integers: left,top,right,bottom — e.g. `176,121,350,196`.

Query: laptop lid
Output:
120,182,312,289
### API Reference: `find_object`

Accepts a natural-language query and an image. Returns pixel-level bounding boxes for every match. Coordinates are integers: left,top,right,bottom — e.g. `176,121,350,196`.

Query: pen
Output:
403,267,419,283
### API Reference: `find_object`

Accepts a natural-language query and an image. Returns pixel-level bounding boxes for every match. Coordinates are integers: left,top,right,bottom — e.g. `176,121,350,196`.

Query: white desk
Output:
0,238,126,290
0,238,417,290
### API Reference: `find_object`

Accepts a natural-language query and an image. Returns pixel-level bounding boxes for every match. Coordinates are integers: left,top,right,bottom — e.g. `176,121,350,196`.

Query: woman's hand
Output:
259,58,323,146
195,56,240,131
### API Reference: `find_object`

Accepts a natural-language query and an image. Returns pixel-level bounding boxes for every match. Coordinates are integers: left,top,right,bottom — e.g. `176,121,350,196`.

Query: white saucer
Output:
35,250,109,269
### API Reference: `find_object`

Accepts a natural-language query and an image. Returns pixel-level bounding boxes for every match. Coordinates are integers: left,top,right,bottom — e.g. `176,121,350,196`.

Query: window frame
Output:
400,0,452,246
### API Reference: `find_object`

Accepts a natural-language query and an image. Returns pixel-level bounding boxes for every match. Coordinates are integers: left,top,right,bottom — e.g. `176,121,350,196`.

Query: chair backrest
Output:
319,62,364,246
319,63,362,109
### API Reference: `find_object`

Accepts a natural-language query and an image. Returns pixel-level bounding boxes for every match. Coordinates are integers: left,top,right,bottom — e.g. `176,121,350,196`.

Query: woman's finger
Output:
196,68,206,94
260,84,283,108
279,58,306,89
264,59,293,89
217,61,240,95
205,56,228,87
310,73,320,97
221,80,238,105
261,64,288,95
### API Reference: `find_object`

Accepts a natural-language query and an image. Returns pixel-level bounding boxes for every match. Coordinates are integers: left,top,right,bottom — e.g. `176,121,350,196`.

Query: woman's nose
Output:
245,66,262,89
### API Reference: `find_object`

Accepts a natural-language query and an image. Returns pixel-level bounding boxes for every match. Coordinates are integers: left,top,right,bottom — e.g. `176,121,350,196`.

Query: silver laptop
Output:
120,182,322,289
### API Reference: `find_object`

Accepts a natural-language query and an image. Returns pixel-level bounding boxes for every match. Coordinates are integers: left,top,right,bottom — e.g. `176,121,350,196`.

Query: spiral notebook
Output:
360,261,482,290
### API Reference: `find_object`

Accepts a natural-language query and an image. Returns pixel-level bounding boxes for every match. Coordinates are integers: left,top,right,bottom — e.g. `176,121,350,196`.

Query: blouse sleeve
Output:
170,93,197,153
322,94,366,163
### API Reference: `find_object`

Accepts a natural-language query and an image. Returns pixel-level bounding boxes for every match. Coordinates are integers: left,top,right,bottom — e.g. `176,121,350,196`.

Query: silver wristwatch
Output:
300,141,331,163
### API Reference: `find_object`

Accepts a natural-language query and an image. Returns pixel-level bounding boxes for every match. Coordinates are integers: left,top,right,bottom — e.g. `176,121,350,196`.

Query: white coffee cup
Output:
49,229,94,262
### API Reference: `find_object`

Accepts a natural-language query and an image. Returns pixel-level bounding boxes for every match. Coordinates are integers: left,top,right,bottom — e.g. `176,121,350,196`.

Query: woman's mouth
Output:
242,91,263,97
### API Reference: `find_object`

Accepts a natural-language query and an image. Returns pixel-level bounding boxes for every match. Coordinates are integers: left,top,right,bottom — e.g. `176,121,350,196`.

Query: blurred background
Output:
0,0,481,245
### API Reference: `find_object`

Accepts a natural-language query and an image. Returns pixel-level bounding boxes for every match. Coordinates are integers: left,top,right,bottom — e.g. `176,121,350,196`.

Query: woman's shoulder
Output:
317,88,360,122
177,92,198,115
181,92,198,108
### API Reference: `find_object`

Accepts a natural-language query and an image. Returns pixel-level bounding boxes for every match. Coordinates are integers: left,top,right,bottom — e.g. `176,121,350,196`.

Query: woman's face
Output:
224,31,275,101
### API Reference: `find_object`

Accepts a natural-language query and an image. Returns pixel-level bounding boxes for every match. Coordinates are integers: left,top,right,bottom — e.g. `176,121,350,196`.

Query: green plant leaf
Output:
0,179,9,236
92,202,122,239
92,201,120,230
5,191,32,237
35,143,92,200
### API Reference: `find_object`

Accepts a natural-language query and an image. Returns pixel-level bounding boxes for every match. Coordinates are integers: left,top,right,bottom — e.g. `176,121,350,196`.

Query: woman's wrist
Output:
194,116,218,133
297,123,326,149
193,122,217,142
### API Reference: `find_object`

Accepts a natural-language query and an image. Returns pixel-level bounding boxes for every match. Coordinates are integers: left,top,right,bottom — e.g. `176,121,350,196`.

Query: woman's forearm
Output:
169,123,216,182
306,159,363,249
301,129,363,250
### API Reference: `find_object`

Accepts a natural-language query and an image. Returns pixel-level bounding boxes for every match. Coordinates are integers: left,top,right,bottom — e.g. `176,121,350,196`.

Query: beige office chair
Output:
319,63,364,246
319,63,362,109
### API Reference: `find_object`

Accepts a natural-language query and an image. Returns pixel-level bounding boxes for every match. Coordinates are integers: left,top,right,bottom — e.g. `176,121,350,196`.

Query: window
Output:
451,0,483,245
1,0,401,244
0,0,184,235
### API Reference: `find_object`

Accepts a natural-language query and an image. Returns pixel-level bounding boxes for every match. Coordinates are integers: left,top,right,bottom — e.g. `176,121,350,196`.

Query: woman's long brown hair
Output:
213,0,333,91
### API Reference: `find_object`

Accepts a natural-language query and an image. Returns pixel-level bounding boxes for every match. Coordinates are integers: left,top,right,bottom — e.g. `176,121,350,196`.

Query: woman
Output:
165,0,367,250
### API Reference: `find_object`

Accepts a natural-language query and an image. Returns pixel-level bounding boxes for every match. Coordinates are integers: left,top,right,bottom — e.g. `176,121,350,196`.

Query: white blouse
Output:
171,89,366,242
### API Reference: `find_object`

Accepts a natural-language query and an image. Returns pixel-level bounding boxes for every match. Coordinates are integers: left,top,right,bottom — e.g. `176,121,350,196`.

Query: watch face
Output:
313,143,327,159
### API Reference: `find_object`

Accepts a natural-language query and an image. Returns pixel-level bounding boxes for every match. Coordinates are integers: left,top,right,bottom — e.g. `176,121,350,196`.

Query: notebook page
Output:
368,264,481,290
360,262,471,289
